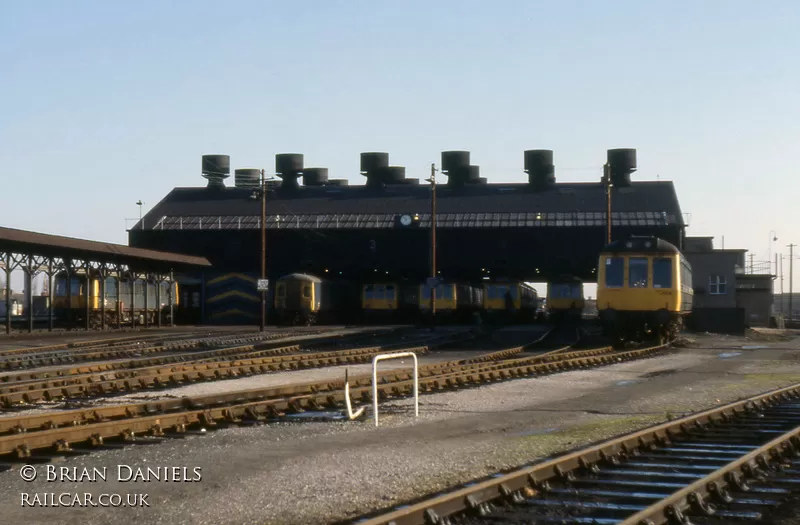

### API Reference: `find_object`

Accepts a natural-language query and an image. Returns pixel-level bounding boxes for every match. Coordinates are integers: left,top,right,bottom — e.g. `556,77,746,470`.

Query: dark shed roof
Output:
0,226,211,270
602,236,681,254
139,180,684,226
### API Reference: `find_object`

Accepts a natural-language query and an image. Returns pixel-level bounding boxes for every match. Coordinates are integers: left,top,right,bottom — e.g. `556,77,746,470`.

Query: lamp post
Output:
136,200,144,230
602,163,612,244
251,171,274,332
425,164,438,328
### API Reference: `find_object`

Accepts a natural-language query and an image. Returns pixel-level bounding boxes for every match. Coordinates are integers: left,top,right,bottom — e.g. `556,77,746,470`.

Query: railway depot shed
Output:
128,151,687,323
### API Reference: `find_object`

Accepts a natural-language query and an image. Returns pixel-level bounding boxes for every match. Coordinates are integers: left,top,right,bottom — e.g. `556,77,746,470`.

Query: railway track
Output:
0,331,448,407
348,383,800,525
0,330,666,462
0,327,413,383
0,329,261,357
0,329,340,369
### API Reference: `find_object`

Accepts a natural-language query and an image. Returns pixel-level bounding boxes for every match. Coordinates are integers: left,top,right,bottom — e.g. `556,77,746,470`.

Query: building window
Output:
653,258,673,289
629,257,649,288
709,275,727,295
605,257,624,288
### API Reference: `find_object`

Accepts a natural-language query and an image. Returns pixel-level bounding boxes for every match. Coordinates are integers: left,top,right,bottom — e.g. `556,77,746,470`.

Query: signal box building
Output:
130,150,687,323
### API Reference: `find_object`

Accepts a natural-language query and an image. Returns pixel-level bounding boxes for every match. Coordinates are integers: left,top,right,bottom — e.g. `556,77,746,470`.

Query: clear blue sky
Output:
2,1,799,293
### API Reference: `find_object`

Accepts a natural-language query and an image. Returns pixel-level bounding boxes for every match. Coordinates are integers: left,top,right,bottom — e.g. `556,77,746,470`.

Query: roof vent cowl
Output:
234,168,260,189
442,151,472,187
607,148,637,188
524,150,555,191
360,152,390,189
276,153,304,190
202,154,231,189
303,168,329,187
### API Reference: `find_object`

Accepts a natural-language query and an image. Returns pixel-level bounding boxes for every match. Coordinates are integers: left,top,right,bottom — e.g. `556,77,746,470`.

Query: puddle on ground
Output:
283,410,348,421
742,345,768,350
615,380,638,386
512,427,559,437
718,352,743,359
642,369,677,379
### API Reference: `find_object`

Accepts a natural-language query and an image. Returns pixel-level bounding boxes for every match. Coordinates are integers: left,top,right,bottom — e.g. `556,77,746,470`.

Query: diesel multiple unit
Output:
597,236,693,345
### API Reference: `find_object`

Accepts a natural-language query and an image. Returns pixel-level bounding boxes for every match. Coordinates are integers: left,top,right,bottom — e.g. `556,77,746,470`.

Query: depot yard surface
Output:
0,329,799,525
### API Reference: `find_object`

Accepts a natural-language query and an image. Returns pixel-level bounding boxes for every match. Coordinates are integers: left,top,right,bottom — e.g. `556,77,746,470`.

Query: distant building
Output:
684,236,774,332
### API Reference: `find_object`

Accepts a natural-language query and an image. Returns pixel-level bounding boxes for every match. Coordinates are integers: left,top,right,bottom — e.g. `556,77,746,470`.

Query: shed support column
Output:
156,277,162,328
4,252,11,335
47,259,54,332
169,268,174,327
26,256,34,333
65,262,73,330
100,268,106,331
116,274,121,330
143,276,149,329
130,275,136,329
85,263,91,331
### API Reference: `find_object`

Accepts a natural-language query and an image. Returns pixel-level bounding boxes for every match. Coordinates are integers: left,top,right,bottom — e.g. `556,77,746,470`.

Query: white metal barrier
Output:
344,369,365,420
372,352,419,427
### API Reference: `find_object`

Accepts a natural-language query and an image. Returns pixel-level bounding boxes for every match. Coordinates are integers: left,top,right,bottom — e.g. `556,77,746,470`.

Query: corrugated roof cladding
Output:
141,180,684,226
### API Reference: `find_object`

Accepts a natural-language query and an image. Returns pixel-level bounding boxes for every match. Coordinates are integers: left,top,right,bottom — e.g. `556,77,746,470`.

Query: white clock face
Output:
400,215,412,226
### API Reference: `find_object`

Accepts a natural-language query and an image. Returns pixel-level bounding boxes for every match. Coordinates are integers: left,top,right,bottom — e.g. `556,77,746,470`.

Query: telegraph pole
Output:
781,254,785,314
260,169,267,332
789,244,796,322
748,253,755,274
428,163,438,327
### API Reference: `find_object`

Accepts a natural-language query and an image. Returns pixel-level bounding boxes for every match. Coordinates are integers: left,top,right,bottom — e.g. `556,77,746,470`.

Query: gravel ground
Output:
1,332,800,524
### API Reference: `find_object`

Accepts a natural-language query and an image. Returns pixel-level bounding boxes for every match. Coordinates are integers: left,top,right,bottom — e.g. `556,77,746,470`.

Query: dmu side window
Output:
302,286,311,298
629,258,649,288
605,257,624,288
277,285,285,298
386,285,396,299
653,258,673,289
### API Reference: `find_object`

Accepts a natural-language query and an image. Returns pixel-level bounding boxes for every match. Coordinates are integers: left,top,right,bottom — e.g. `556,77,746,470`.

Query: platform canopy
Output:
0,226,211,272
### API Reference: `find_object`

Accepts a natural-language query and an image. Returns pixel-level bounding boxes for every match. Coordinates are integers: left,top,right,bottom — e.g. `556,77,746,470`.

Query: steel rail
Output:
349,376,800,525
0,329,306,360
0,327,400,379
0,341,663,458
0,330,232,357
0,332,439,393
0,332,479,434
0,339,443,406
618,414,800,525
0,332,294,370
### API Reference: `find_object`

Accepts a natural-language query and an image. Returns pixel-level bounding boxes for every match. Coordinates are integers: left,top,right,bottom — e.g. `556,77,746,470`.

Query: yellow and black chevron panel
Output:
205,273,260,324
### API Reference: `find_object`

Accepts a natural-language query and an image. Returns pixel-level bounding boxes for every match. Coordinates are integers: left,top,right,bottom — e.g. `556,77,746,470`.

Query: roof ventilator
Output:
303,167,329,187
524,150,555,191
442,151,472,188
361,152,389,189
276,153,303,191
607,148,637,188
202,154,231,189
234,168,261,189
